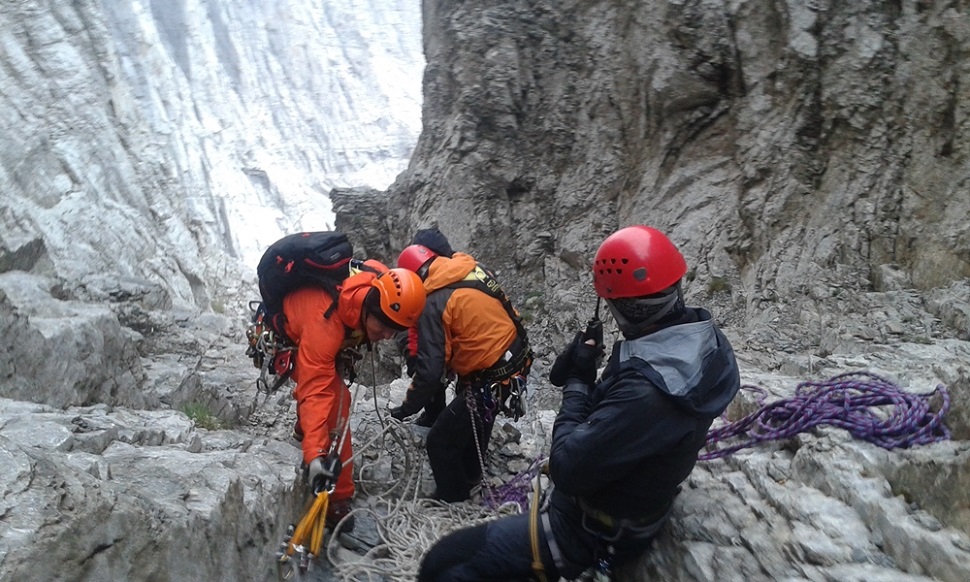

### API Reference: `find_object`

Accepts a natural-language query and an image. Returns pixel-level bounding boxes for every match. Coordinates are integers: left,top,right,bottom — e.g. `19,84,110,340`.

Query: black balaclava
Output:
606,281,687,339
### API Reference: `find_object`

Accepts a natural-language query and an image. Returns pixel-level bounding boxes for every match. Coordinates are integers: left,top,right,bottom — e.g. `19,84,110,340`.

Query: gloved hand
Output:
568,341,604,385
549,332,582,387
582,317,603,348
306,453,342,493
549,330,604,387
389,405,411,422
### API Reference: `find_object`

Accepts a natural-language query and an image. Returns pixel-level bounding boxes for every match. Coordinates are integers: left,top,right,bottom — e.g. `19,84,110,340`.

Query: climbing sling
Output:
529,462,550,582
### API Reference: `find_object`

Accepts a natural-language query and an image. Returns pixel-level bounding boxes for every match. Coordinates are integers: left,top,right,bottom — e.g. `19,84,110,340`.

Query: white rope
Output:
324,398,520,580
271,350,541,580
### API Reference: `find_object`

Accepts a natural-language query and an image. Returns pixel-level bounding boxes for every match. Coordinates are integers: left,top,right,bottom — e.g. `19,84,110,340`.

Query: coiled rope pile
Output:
700,370,951,461
320,399,544,581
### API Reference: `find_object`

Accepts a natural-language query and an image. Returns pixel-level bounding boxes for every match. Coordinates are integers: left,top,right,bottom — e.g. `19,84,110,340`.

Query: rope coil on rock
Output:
701,370,951,461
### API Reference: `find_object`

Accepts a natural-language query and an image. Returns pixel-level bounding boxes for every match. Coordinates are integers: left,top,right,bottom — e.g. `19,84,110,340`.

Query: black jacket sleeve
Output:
400,290,450,415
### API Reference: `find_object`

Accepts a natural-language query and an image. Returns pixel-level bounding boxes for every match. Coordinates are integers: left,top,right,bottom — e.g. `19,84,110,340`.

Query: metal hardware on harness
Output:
480,383,498,423
592,545,616,582
246,301,296,396
335,346,363,385
505,374,528,421
248,321,296,395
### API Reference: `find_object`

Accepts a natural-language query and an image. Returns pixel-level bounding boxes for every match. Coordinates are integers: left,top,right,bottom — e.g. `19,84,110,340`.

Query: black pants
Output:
418,513,545,582
426,389,495,502
418,490,662,581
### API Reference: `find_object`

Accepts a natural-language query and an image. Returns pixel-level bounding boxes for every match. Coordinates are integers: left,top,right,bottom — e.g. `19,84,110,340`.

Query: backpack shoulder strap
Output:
324,259,382,318
447,264,529,341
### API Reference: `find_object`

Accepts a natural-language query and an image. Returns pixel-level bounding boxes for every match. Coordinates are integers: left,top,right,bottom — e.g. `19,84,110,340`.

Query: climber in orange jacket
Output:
284,265,426,529
392,246,532,502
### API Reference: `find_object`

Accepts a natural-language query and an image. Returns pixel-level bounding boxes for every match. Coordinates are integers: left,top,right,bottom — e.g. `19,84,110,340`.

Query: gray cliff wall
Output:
378,0,968,342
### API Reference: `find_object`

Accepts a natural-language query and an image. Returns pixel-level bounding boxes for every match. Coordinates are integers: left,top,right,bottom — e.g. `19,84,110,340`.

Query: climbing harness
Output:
701,370,951,460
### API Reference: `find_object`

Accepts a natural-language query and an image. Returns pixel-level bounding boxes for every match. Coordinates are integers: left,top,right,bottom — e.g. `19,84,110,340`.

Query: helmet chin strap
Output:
605,285,684,338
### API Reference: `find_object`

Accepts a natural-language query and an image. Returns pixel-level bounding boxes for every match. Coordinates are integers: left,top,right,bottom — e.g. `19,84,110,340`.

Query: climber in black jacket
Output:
418,225,740,581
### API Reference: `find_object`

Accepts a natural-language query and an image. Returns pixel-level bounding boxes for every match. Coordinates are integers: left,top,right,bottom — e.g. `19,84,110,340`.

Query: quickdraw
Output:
276,391,353,580
504,374,529,421
480,374,529,422
276,490,330,580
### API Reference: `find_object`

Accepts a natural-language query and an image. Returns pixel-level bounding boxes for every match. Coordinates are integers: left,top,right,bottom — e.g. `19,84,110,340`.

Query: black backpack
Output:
246,231,359,393
256,231,356,339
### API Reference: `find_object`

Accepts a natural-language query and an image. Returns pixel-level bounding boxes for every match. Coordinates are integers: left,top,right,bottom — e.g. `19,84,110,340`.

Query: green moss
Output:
181,402,225,430
708,276,732,294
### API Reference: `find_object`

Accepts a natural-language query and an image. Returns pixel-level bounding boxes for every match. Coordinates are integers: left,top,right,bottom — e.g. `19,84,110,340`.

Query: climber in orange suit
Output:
284,265,425,530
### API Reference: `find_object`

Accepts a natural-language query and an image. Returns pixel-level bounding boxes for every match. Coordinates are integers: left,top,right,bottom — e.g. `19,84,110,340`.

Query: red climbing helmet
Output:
397,244,438,274
592,226,687,299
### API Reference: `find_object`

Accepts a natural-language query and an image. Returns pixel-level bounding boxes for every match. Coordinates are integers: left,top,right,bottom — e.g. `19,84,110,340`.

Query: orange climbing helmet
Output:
592,225,687,299
370,268,426,329
397,244,438,274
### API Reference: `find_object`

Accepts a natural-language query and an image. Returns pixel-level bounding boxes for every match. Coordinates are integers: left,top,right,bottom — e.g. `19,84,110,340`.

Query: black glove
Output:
306,453,342,493
550,318,605,387
568,341,604,385
549,332,582,387
389,405,410,422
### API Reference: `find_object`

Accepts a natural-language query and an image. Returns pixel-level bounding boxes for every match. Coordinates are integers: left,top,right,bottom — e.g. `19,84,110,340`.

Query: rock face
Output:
383,0,969,334
1,1,422,580
0,396,301,582
364,0,970,580
0,0,423,309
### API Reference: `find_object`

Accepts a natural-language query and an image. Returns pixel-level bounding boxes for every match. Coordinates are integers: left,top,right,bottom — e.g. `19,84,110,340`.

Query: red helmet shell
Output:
397,244,438,273
592,226,687,298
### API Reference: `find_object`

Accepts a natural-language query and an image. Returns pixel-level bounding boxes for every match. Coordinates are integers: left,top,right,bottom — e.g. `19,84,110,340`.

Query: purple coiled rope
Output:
483,371,951,511
482,455,547,512
700,370,951,461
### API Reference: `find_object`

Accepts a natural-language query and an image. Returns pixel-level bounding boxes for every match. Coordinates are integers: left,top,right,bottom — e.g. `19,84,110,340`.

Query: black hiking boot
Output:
327,497,355,533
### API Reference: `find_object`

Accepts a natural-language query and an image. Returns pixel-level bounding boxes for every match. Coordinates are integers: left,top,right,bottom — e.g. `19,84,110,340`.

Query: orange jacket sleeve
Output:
284,288,348,464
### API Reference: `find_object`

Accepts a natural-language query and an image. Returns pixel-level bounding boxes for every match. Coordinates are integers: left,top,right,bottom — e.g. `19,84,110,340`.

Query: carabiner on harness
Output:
480,383,499,423
592,545,616,581
506,374,528,421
